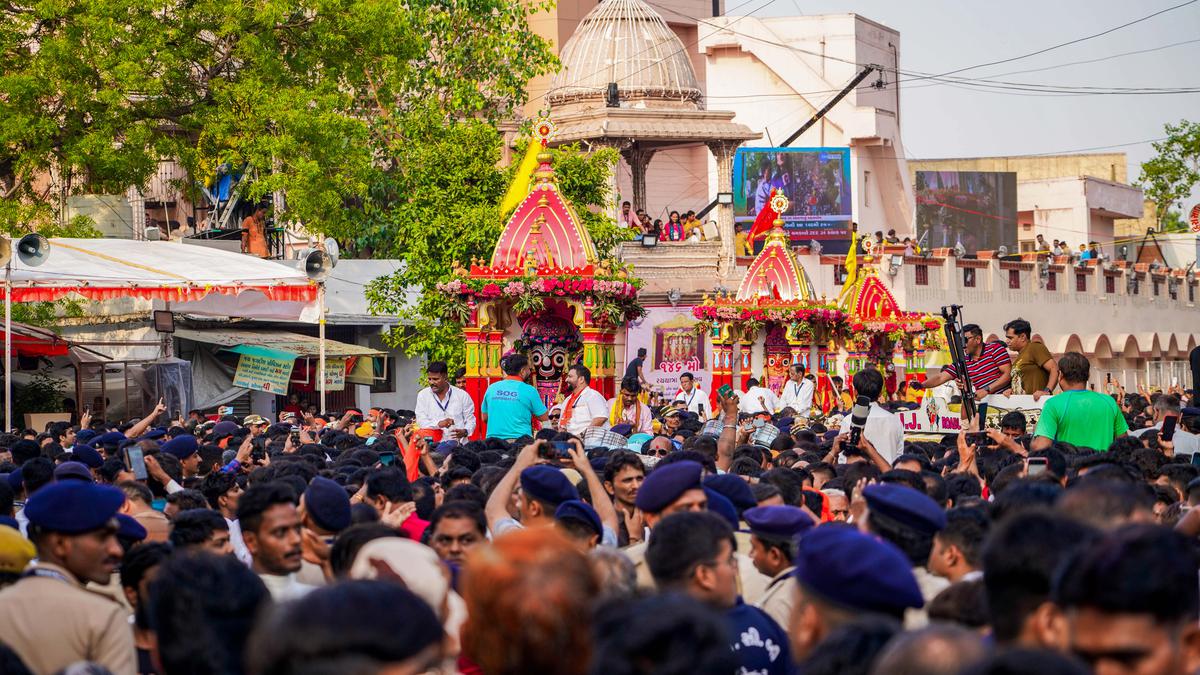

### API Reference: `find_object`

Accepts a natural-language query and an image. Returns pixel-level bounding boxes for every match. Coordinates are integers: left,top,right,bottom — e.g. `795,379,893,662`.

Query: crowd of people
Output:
1,324,1200,675
620,201,713,242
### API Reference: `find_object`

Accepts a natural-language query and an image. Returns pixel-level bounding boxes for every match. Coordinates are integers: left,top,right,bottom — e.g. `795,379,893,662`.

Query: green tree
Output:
366,140,628,368
1138,120,1200,229
0,0,558,235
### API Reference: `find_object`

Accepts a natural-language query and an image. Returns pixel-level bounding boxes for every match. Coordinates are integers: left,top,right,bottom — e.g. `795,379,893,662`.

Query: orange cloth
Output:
400,433,422,482
242,216,268,258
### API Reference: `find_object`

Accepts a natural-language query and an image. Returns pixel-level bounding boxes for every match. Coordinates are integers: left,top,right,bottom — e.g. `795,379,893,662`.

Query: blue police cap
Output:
1182,407,1200,418
93,432,127,447
793,525,924,615
609,423,634,437
304,477,351,533
635,460,703,513
116,513,147,542
53,461,94,483
704,474,756,515
744,505,814,541
520,466,579,507
212,421,239,438
141,429,168,441
434,440,460,455
588,456,609,475
703,487,739,530
555,499,602,536
863,483,947,536
6,469,22,492
75,429,98,444
161,434,199,460
24,481,125,534
70,445,104,469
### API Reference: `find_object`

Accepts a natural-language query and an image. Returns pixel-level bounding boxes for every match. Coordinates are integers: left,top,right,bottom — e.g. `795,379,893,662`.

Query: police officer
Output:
745,505,814,631
623,460,708,589
789,525,924,661
0,481,135,675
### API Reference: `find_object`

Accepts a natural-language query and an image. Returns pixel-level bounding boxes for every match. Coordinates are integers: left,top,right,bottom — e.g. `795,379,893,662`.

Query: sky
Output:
739,0,1200,202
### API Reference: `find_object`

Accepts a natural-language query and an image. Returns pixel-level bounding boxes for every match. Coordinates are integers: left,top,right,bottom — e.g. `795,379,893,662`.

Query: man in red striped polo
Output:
912,323,1012,401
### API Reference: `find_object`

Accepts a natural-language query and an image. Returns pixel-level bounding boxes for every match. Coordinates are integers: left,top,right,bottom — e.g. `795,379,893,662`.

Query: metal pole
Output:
4,263,10,431
318,281,326,414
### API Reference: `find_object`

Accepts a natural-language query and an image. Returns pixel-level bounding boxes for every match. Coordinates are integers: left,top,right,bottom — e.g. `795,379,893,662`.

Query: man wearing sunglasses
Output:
912,323,1012,401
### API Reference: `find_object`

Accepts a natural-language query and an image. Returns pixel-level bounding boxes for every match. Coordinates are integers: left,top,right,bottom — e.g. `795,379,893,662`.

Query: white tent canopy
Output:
3,238,320,321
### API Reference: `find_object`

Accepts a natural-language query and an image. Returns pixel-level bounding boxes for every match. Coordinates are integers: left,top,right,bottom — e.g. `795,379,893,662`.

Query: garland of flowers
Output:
695,301,944,347
434,274,646,325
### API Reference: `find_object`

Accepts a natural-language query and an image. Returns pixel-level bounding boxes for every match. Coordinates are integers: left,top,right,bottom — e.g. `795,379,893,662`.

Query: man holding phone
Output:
673,372,709,416
1130,396,1200,457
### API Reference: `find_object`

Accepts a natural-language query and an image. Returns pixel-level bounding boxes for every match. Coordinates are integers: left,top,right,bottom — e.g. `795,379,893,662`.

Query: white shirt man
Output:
740,380,779,416
415,364,477,439
673,373,709,416
560,365,610,436
839,402,906,464
777,368,815,417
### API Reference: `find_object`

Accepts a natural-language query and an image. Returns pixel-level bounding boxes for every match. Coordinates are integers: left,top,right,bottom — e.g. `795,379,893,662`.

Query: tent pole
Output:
318,281,326,414
4,263,11,431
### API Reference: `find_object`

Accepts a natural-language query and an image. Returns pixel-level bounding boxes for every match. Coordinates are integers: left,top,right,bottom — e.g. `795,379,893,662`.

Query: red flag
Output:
748,188,779,241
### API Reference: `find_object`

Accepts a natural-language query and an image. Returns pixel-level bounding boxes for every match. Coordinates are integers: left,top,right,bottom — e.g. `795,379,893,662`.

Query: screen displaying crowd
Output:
915,171,1018,255
1,332,1199,675
733,148,853,246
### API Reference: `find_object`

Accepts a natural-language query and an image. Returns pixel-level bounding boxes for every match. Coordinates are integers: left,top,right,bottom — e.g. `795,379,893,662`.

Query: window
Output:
864,171,871,207
1153,280,1161,296
1046,272,1057,291
1130,277,1139,295
1105,275,1115,295
915,265,929,286
1190,283,1196,303
1008,269,1020,290
834,264,848,285
1075,273,1087,293
963,267,976,288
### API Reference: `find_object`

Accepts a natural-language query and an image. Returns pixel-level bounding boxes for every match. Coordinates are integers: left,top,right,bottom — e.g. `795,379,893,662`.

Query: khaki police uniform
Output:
0,562,136,675
754,566,797,631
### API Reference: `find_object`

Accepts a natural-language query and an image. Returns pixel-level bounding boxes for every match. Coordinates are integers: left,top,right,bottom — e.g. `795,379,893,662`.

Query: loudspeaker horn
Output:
16,233,49,267
322,238,340,267
302,248,332,282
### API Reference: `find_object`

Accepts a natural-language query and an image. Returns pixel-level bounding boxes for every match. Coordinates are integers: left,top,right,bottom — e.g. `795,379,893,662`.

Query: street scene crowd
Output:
1,316,1199,675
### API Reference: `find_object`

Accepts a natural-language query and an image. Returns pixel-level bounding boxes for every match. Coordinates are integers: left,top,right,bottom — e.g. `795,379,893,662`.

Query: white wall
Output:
699,13,914,235
792,251,1199,389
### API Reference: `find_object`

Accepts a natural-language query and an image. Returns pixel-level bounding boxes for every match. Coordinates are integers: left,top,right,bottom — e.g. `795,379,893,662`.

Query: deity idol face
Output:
530,343,569,385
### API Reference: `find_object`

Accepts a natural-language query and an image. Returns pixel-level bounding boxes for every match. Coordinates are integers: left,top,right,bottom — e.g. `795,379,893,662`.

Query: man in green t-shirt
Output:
1032,352,1127,452
1004,318,1059,400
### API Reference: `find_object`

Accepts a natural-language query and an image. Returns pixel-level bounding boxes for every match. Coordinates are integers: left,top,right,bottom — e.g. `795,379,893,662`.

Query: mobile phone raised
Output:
125,447,148,481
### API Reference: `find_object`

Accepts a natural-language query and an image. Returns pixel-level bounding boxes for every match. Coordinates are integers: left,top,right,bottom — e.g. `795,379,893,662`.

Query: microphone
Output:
848,395,871,446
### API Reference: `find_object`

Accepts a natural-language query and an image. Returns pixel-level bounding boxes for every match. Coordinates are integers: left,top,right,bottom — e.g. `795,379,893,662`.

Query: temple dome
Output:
547,0,703,109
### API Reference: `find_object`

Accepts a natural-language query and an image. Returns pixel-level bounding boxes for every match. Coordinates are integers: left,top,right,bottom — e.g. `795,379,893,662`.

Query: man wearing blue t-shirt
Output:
481,354,549,439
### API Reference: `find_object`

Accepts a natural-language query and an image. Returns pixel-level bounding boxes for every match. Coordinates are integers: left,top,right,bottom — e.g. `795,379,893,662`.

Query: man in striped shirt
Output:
912,323,1012,400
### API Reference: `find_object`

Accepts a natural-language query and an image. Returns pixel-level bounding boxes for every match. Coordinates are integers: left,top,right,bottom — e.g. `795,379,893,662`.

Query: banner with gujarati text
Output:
233,353,295,394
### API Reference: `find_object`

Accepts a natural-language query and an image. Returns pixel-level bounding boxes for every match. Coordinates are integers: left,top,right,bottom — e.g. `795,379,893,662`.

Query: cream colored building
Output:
699,14,913,237
909,154,1157,254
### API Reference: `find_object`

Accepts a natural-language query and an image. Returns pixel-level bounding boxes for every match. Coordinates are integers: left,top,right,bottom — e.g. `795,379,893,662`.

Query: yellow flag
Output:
844,228,858,287
500,140,543,216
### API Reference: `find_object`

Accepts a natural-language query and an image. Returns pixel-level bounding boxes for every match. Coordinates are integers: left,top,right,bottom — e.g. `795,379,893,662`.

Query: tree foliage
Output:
1138,120,1200,229
0,0,558,235
366,139,629,369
